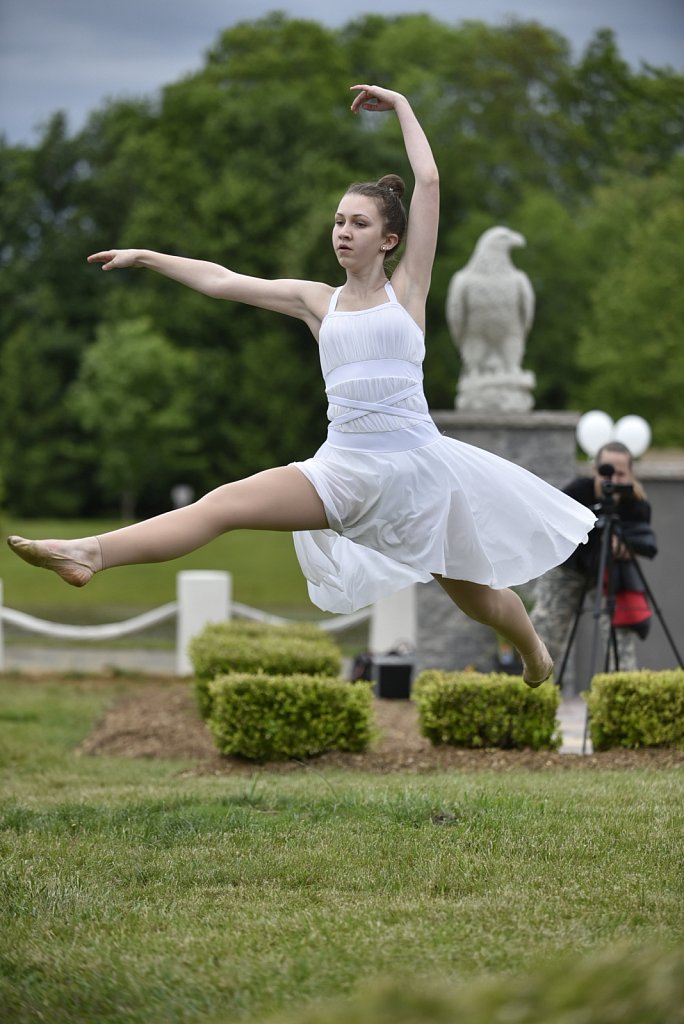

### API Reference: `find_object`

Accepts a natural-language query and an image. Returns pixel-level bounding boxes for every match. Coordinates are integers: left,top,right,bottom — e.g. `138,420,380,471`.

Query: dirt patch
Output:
77,678,684,774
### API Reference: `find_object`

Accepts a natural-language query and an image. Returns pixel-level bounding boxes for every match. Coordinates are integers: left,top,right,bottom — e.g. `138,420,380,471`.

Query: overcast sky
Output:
1,0,682,145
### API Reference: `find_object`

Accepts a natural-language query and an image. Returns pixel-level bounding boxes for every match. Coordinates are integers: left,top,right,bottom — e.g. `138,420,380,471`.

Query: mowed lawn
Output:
1,674,682,1024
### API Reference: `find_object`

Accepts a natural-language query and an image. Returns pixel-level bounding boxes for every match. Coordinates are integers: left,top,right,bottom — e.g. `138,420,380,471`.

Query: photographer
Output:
530,441,657,677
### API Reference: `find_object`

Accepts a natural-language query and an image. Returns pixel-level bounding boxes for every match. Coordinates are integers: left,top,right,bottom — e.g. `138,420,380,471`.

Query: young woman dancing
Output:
7,84,595,686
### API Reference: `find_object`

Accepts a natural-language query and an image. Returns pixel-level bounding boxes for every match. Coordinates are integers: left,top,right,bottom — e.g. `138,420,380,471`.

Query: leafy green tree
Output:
0,321,95,516
0,117,116,518
566,30,684,181
571,161,684,445
501,190,594,408
0,114,108,340
69,318,203,517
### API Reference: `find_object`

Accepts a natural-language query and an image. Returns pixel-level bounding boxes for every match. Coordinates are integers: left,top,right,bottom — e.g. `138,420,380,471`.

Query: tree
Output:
572,161,684,446
0,320,95,516
69,318,202,517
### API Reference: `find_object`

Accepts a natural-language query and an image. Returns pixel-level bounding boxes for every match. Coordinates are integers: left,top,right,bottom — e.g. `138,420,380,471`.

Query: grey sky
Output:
1,0,682,145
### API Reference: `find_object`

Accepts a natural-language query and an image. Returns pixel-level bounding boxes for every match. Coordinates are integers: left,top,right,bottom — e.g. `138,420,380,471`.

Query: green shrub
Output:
190,621,342,718
586,669,684,750
260,943,684,1024
207,673,375,761
208,619,328,641
413,670,560,750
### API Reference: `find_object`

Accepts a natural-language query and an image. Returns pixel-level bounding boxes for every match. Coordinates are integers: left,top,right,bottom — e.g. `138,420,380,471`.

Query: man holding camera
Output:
531,441,657,681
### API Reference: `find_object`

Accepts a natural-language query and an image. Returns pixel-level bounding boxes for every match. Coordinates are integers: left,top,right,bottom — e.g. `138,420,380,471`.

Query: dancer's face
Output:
332,194,388,268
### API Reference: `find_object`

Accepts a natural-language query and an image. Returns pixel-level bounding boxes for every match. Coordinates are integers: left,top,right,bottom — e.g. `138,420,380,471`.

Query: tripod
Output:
556,491,683,753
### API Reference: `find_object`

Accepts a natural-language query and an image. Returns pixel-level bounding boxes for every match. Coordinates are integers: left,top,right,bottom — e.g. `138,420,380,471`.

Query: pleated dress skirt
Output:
292,434,597,614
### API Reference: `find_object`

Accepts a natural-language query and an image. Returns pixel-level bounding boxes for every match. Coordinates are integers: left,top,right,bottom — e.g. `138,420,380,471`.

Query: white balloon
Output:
613,415,651,458
576,410,614,457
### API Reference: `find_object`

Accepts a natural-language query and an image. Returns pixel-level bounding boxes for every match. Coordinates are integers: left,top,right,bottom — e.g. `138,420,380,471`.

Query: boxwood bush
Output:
586,669,684,750
190,620,342,717
207,673,375,761
413,670,560,750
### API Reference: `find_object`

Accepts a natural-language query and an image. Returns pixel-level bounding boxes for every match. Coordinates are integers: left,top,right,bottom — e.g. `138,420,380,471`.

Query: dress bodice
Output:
318,281,437,452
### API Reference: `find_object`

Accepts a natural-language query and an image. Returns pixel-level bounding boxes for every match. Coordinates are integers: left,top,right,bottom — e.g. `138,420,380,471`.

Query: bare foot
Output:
521,639,554,688
6,536,102,588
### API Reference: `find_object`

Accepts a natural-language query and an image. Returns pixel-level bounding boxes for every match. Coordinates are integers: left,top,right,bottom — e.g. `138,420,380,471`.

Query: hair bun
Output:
376,174,405,199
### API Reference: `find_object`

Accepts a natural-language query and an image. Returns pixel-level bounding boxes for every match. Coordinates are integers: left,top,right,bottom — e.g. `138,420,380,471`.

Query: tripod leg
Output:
582,516,615,754
618,546,684,667
581,700,592,756
556,577,590,688
608,624,620,672
587,524,612,689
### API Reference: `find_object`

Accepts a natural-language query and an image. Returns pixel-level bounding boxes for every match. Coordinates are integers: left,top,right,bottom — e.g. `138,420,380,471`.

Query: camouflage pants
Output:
529,564,638,672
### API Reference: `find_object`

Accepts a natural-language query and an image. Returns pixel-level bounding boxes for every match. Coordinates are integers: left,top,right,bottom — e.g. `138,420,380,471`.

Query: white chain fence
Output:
0,572,416,675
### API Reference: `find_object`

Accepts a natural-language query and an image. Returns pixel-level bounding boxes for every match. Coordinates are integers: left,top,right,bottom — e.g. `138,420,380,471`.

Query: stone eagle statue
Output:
446,226,536,412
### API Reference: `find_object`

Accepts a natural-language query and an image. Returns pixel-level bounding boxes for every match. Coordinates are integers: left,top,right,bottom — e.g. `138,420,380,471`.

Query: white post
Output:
369,584,417,655
176,571,232,676
0,579,4,672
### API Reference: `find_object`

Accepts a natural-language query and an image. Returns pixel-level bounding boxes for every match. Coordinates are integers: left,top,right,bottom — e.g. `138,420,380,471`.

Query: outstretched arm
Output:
87,250,329,337
350,85,439,314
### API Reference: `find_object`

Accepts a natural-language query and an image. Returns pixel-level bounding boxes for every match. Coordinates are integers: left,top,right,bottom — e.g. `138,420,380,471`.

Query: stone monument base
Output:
456,370,536,413
415,410,581,675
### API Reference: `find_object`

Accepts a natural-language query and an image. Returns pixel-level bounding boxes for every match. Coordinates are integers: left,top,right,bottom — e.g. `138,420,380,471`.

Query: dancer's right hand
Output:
349,84,406,114
87,249,140,271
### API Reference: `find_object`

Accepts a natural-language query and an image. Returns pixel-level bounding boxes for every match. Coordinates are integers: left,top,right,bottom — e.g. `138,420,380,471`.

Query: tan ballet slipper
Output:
521,639,554,688
6,535,99,588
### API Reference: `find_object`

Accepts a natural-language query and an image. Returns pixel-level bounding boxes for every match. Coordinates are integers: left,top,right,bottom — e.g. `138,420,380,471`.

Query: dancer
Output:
7,84,595,686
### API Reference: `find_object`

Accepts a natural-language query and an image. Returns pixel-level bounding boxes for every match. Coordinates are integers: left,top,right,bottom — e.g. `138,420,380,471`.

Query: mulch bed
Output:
74,678,684,774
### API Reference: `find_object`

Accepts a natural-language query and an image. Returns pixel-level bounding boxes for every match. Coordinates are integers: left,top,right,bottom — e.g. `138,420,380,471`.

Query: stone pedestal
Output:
456,370,536,413
415,410,580,674
434,410,581,487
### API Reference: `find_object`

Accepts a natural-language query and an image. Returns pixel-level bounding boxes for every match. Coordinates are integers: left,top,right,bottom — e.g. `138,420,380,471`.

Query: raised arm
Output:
350,85,439,311
87,249,330,338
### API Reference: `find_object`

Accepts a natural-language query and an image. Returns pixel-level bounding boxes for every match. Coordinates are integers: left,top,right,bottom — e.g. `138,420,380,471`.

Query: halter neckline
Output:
327,281,396,316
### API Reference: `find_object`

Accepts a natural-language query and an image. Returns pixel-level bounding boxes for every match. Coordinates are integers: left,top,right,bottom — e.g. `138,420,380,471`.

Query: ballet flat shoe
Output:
7,535,94,588
522,641,554,688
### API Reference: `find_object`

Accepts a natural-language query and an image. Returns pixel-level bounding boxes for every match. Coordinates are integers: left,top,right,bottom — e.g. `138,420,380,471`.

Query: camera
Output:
597,463,634,501
601,480,634,499
593,462,634,516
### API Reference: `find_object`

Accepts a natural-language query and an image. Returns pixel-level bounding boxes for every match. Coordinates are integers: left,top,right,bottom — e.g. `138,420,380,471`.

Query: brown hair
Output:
345,174,407,260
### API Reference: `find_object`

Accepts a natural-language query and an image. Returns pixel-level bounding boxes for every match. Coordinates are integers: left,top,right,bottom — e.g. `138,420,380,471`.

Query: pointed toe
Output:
6,536,95,588
522,641,554,688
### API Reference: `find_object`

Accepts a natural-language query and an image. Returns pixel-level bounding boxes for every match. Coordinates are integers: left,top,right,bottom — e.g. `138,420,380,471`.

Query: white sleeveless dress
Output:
292,281,596,613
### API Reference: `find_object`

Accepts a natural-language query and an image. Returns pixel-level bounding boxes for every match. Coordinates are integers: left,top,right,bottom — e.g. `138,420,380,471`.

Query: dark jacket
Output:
562,476,656,578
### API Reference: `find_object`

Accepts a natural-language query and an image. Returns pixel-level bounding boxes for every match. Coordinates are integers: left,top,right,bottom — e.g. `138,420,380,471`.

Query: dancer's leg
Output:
7,467,327,586
99,467,326,566
434,576,553,686
529,566,585,665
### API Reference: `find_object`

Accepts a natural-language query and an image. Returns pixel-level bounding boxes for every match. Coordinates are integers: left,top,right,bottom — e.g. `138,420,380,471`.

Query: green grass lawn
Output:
1,674,682,1024
0,518,314,622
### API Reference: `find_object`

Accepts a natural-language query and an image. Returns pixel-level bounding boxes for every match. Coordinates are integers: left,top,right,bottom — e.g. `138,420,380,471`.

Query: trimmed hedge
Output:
202,619,329,642
586,669,684,750
413,670,560,750
207,673,375,761
189,621,342,718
